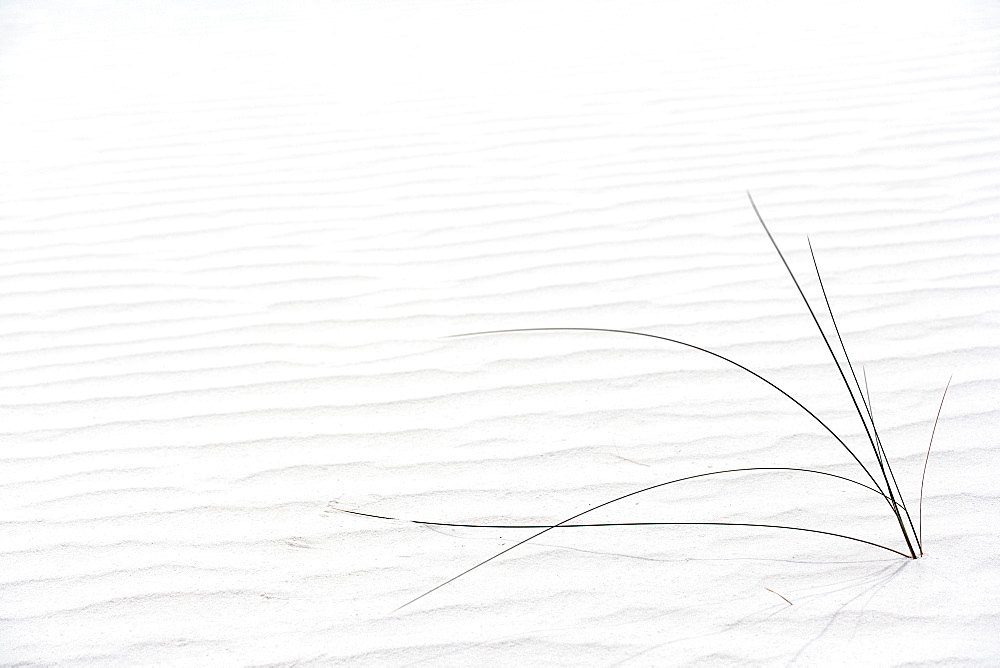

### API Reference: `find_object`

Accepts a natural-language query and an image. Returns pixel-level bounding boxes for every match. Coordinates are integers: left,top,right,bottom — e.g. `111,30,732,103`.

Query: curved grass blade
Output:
920,376,952,554
341,509,907,558
381,466,909,612
448,326,888,498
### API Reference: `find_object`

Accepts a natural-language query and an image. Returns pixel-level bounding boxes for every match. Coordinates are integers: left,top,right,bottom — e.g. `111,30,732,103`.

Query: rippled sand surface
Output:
2,1,999,664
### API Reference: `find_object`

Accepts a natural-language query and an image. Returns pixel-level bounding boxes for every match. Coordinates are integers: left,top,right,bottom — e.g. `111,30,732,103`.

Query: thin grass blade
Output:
919,376,953,554
808,236,920,556
748,193,916,558
370,465,908,611
448,326,888,497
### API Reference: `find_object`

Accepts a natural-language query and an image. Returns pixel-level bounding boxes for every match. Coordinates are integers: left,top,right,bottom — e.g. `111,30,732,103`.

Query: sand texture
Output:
1,1,999,665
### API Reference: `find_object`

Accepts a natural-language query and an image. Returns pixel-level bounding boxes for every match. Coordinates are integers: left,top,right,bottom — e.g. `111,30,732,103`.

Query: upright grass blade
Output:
809,239,880,457
747,192,917,559
861,366,920,551
380,466,909,611
809,240,921,552
920,376,952,554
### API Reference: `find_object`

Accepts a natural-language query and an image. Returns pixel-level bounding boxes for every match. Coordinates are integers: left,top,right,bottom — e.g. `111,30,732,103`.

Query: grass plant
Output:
337,193,952,612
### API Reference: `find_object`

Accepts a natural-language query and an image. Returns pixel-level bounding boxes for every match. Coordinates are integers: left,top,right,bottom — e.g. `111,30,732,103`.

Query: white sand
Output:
1,1,999,665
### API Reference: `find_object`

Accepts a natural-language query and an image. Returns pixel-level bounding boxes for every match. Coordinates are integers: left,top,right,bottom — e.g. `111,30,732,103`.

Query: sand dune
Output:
1,1,999,664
